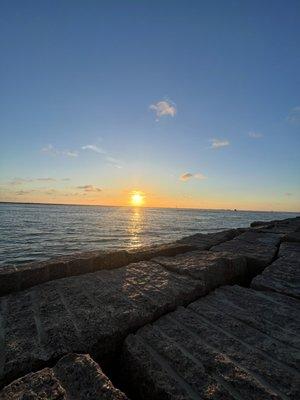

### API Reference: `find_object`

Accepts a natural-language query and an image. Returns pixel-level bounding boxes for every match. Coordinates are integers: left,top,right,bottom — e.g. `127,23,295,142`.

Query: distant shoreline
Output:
0,201,299,213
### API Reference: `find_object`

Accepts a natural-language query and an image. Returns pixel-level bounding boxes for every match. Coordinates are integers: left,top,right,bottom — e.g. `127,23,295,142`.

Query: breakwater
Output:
0,216,299,399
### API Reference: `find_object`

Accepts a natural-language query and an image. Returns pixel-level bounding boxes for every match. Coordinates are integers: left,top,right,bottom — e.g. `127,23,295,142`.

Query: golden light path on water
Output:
127,207,144,248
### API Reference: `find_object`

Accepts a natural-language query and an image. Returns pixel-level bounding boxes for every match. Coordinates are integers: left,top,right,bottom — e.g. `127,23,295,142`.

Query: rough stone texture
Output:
282,232,300,243
154,250,248,290
0,261,206,387
0,353,128,400
127,242,196,263
278,241,300,258
251,216,300,235
0,243,194,297
176,229,239,250
211,231,282,273
122,285,300,400
0,249,130,297
251,241,300,298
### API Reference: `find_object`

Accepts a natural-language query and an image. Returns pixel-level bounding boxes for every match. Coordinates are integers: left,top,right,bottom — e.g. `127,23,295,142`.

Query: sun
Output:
130,192,144,206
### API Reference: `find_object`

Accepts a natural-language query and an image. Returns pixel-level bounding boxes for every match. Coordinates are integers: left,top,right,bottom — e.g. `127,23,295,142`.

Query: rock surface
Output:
0,243,194,297
0,353,128,400
122,285,300,400
251,216,300,235
0,261,206,387
154,250,248,290
251,241,300,298
211,231,282,272
176,229,239,249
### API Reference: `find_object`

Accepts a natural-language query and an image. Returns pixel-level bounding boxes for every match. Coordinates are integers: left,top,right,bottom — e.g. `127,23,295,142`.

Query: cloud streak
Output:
81,144,106,154
150,100,176,119
8,177,69,185
180,172,206,181
210,138,230,148
41,144,78,157
77,185,102,192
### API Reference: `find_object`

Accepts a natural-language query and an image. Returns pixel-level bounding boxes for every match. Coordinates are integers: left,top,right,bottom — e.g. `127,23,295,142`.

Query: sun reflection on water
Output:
127,207,144,248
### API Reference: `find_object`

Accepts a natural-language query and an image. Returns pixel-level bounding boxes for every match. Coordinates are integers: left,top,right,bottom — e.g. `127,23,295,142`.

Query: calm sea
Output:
0,202,299,267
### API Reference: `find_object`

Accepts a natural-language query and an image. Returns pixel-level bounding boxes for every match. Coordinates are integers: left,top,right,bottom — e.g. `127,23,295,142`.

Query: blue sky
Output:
0,0,299,210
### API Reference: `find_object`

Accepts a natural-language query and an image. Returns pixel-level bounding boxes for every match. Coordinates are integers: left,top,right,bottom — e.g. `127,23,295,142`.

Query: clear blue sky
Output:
0,0,299,210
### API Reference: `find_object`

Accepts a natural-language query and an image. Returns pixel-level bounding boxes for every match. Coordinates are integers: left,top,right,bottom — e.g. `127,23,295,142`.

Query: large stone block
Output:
278,241,300,258
154,250,248,290
126,242,195,263
122,285,300,400
0,249,130,296
0,244,194,297
251,241,300,298
211,231,282,272
0,353,128,400
251,216,300,234
176,229,239,250
0,261,205,387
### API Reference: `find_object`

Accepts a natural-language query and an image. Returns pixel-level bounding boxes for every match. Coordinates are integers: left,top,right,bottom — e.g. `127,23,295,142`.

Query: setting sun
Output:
130,192,144,206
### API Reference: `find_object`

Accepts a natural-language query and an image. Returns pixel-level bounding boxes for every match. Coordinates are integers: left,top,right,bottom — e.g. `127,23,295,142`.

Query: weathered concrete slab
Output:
0,353,128,400
126,242,195,263
176,229,239,249
122,285,300,400
211,231,282,272
251,216,300,235
251,241,300,298
0,260,206,387
154,250,248,290
282,232,300,243
278,241,300,258
0,249,130,297
0,243,194,297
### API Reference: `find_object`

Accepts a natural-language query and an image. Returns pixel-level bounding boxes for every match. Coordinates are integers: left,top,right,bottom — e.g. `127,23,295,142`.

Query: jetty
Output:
0,217,299,399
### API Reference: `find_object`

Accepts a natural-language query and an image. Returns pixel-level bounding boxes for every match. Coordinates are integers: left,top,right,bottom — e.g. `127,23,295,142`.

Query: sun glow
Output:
130,192,144,206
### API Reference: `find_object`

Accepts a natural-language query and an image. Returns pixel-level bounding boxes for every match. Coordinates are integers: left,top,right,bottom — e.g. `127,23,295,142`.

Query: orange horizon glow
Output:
1,187,299,213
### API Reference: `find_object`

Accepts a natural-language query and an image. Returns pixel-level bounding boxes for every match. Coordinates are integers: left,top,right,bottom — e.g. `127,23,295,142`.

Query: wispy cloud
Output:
77,185,102,192
15,190,35,195
41,144,78,157
248,132,263,139
210,138,230,148
82,144,123,168
81,144,106,154
105,156,123,169
180,172,207,181
62,150,78,157
150,100,176,119
287,106,300,124
285,192,293,196
8,177,68,185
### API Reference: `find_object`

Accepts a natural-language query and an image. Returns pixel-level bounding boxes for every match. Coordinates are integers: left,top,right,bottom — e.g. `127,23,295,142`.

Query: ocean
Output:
0,202,298,267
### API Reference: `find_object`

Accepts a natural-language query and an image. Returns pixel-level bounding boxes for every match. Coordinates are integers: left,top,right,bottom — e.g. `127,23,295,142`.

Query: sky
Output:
0,0,299,211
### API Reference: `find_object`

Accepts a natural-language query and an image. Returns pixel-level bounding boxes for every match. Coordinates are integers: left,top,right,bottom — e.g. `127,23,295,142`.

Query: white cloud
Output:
287,106,300,124
82,144,106,154
248,132,263,139
150,100,176,119
41,144,78,157
62,150,78,157
210,138,230,148
41,144,58,155
77,185,102,192
105,156,123,169
180,172,207,181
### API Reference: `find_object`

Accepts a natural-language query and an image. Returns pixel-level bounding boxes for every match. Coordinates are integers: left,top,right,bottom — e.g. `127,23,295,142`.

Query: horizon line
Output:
0,201,299,214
